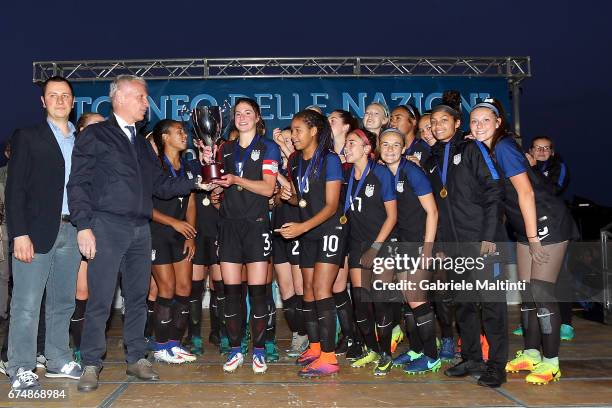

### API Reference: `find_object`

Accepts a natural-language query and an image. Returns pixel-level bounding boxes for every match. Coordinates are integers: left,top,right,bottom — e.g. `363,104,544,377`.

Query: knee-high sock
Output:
265,283,277,343
154,296,173,344
302,300,320,343
282,295,300,333
212,280,226,338
172,295,190,342
224,284,243,347
404,306,423,352
241,282,248,335
295,295,306,336
375,302,393,355
188,280,204,339
316,297,337,353
334,290,355,339
531,279,561,358
521,282,540,350
145,299,156,338
70,299,87,349
413,303,437,359
434,296,454,338
353,287,378,352
248,284,268,348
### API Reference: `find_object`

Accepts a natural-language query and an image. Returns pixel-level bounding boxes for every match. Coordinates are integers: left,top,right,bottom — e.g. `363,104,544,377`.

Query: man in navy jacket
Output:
68,75,201,391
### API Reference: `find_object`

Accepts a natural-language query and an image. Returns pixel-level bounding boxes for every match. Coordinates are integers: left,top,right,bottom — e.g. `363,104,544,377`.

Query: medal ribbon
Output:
437,142,451,188
297,152,316,199
343,160,372,214
163,156,185,178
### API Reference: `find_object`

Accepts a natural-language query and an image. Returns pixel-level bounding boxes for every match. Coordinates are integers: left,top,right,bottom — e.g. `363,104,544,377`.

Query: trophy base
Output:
202,163,223,183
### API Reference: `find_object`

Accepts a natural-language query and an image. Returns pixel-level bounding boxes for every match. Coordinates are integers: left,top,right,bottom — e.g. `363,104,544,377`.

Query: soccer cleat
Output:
170,341,197,362
188,336,204,356
265,341,280,362
223,349,244,373
45,361,82,379
335,335,349,355
252,348,268,374
154,347,185,364
560,324,575,341
525,362,561,385
512,325,524,336
219,336,231,355
287,333,308,358
350,349,380,368
392,349,423,367
439,337,455,361
298,358,339,378
390,325,404,354
36,353,47,369
404,355,442,375
346,339,365,360
505,350,541,373
10,368,40,391
145,336,156,351
296,347,320,366
0,360,7,376
374,353,393,376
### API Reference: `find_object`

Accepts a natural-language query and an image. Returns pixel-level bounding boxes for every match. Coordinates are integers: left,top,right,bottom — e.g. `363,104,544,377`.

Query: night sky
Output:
1,0,610,207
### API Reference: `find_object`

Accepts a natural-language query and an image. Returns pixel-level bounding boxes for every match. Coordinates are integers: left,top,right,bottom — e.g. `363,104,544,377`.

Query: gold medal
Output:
440,186,448,199
202,197,211,206
298,199,307,208
339,214,347,225
237,185,243,191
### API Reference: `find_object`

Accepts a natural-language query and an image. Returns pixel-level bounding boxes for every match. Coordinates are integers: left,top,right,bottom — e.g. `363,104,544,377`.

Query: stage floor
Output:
1,307,611,408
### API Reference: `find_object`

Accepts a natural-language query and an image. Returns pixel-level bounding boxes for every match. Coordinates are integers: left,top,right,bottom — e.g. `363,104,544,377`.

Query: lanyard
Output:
297,153,315,198
437,142,451,186
234,135,260,176
163,156,185,178
343,160,371,214
406,137,418,155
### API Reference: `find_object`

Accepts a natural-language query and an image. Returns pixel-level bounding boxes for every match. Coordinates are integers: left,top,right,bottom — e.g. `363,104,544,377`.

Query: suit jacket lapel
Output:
40,122,65,164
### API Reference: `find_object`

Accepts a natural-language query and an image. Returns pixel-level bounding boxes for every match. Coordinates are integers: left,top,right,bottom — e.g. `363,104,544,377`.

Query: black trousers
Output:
80,219,151,368
453,263,508,369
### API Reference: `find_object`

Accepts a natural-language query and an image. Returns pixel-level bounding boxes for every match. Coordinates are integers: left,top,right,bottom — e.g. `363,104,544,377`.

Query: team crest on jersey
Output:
187,171,193,180
543,171,549,177
396,181,404,193
453,153,462,165
365,184,375,197
251,149,260,161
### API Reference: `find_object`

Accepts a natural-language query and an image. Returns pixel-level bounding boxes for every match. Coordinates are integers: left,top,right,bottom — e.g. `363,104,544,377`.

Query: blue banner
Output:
73,77,510,159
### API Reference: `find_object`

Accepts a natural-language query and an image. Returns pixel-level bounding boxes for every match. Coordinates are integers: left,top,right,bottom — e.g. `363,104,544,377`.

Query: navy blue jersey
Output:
219,137,281,220
288,150,344,239
394,158,433,241
195,190,220,238
493,136,576,242
272,167,300,230
405,138,431,165
151,158,195,237
344,161,396,243
534,155,569,196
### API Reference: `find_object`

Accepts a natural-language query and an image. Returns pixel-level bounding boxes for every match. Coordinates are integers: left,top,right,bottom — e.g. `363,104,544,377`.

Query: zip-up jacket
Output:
67,114,198,231
422,132,504,244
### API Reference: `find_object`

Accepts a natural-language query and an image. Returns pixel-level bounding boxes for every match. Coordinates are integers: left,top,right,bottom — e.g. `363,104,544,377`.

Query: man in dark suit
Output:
5,76,83,390
68,75,205,392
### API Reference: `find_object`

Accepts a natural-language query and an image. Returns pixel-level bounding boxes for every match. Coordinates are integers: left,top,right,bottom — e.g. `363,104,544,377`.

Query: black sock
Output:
241,281,248,336
172,295,190,342
265,283,276,343
559,301,572,326
224,284,243,347
188,280,204,339
413,303,437,359
249,284,268,348
434,297,454,338
334,290,355,339
154,296,173,344
295,295,306,336
404,307,423,353
316,297,337,353
392,302,402,327
353,287,378,352
213,280,226,339
145,299,156,338
375,302,393,355
531,279,561,359
282,295,299,333
302,300,320,343
70,299,87,349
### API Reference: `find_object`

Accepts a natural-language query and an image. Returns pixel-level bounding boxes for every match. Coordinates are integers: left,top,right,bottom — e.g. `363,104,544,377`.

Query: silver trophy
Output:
190,102,230,182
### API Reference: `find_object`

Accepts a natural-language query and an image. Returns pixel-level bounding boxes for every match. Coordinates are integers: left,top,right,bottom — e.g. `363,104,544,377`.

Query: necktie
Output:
125,125,136,144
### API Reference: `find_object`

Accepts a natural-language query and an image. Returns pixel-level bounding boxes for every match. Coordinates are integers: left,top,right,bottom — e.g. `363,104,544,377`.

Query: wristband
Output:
371,242,382,251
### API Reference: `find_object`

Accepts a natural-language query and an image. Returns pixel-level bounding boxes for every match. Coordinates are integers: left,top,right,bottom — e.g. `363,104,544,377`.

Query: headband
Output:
352,128,371,146
472,101,500,117
432,103,460,118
